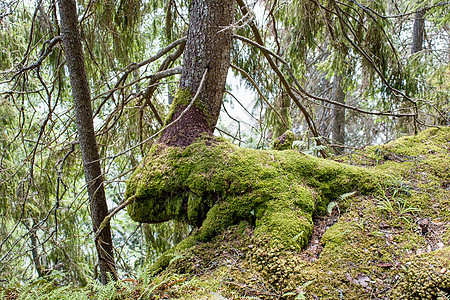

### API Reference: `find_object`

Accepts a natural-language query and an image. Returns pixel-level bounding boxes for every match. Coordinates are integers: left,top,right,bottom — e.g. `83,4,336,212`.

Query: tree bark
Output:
274,92,290,138
27,219,45,277
159,0,234,146
58,0,116,284
331,75,345,155
411,8,425,54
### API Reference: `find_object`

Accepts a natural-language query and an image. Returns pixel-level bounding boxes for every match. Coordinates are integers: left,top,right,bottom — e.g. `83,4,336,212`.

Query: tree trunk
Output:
58,0,116,284
331,75,345,155
159,0,234,146
26,219,45,277
273,92,291,139
411,8,425,54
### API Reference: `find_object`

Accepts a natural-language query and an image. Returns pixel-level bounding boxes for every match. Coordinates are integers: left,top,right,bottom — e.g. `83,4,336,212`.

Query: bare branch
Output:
140,40,186,127
95,196,136,238
215,127,247,144
93,37,187,118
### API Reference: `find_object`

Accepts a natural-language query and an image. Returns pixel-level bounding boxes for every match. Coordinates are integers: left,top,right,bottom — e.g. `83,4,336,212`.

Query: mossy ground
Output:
122,127,450,299
126,128,450,299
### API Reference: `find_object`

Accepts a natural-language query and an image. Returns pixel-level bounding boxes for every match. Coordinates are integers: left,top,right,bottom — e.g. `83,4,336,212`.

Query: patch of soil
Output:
415,218,448,254
299,212,339,261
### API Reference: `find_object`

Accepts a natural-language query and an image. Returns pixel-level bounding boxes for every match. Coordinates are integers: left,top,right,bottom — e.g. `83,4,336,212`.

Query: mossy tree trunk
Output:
159,0,234,147
58,0,116,284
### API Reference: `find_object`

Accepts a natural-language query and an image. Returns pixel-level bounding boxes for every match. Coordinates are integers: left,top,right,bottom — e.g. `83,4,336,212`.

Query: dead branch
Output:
94,66,182,138
93,36,186,118
96,196,136,237
215,127,247,144
140,40,186,127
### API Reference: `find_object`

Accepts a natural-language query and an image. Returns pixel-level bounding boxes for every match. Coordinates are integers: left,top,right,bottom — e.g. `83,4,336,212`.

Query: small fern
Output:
88,279,117,300
326,201,338,216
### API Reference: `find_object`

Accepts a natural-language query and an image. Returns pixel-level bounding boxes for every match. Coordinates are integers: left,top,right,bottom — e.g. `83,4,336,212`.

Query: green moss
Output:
253,184,315,250
340,127,450,167
126,137,382,224
164,88,215,128
383,127,450,157
273,130,295,150
321,221,354,247
126,134,388,272
11,124,450,300
163,89,192,126
393,247,450,299
124,127,450,298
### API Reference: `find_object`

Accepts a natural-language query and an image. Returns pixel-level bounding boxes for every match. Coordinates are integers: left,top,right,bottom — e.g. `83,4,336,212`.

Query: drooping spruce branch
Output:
232,35,415,118
236,0,326,154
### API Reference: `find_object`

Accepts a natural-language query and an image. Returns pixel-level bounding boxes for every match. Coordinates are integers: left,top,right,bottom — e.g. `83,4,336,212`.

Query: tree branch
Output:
93,37,187,118
140,42,185,127
96,196,136,238
12,36,62,79
234,34,413,118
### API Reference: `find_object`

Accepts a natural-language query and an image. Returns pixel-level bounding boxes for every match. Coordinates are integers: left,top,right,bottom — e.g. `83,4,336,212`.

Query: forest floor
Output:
122,127,450,300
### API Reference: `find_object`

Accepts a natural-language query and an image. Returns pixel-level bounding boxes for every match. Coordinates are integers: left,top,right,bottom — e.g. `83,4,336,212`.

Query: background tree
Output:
58,0,116,283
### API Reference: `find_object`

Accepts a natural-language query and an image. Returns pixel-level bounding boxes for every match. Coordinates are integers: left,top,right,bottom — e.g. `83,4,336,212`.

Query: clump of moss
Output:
164,88,215,128
163,89,192,126
272,130,295,150
393,247,450,299
339,127,450,167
